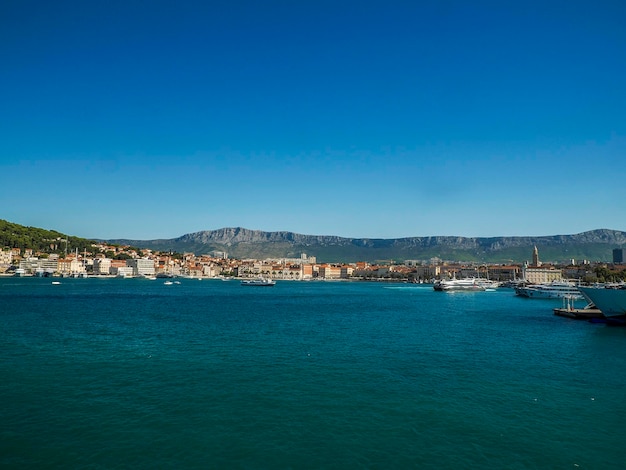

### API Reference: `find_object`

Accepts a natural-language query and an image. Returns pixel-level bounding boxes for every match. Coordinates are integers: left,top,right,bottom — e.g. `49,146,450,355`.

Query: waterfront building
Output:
56,257,84,275
186,264,204,278
414,265,440,280
484,265,521,281
562,265,588,280
126,258,156,277
318,264,342,279
18,257,59,275
203,264,223,278
522,264,562,284
0,250,12,272
93,258,112,275
112,266,134,278
613,248,624,264
19,258,42,275
302,264,314,279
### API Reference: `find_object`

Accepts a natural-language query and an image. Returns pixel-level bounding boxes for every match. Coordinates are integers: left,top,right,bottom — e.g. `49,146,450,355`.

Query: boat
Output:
578,285,626,318
241,278,276,286
514,280,583,300
433,277,498,292
500,279,526,289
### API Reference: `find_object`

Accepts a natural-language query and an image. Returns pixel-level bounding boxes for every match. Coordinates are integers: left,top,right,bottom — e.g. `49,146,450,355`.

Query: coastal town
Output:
2,240,625,285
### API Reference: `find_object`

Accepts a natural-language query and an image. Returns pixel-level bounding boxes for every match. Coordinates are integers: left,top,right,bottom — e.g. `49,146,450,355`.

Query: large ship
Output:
578,286,626,317
514,280,583,300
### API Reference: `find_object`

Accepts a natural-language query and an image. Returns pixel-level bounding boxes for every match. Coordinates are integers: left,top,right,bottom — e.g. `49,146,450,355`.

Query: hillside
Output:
3,218,624,263
109,227,626,264
0,219,96,255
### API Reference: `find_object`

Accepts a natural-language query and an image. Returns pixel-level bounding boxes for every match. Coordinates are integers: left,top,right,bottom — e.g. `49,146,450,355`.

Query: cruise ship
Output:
578,286,626,317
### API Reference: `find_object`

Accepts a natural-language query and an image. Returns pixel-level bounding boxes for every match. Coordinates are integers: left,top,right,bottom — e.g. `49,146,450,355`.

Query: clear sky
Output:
1,0,625,240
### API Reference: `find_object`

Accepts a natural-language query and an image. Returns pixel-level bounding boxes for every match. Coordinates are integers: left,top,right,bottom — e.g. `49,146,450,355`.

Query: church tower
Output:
532,246,540,267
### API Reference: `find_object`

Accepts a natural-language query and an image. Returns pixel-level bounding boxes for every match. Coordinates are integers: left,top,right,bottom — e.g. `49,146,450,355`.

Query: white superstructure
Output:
515,280,583,300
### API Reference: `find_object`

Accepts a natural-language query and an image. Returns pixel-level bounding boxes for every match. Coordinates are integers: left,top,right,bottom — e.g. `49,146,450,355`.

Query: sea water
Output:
1,277,625,469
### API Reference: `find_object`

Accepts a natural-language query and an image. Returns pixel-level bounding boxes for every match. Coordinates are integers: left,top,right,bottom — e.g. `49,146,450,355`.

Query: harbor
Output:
2,277,626,469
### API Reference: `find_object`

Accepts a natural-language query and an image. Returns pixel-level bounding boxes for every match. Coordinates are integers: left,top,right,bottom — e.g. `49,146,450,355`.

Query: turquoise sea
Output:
1,277,625,469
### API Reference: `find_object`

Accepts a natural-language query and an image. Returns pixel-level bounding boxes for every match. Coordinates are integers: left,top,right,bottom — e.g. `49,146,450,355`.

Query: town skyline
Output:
5,237,626,287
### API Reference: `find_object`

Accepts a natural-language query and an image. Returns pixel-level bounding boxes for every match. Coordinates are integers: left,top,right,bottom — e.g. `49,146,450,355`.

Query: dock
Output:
553,295,603,320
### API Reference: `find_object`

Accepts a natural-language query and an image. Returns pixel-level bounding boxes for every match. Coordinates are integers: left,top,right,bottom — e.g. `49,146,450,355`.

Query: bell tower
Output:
532,246,540,267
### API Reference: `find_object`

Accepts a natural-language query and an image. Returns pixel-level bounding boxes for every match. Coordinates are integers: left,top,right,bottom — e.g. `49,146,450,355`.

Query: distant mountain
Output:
108,228,626,264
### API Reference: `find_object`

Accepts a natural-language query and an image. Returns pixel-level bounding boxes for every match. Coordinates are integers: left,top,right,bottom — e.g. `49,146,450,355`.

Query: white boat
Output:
433,277,498,292
241,278,276,286
514,280,583,300
578,286,626,317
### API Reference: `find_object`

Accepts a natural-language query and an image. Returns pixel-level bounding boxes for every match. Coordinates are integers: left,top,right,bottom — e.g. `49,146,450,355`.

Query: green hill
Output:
0,219,96,255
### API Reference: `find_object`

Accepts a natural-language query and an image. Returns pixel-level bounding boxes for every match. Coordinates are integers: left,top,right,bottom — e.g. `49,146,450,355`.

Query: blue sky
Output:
1,0,625,240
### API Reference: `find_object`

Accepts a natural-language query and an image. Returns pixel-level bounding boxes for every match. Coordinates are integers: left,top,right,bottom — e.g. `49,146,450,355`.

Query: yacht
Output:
433,277,499,292
241,278,276,286
514,280,583,300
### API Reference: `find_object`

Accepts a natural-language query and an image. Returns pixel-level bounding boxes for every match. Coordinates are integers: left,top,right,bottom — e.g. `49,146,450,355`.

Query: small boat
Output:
241,278,276,286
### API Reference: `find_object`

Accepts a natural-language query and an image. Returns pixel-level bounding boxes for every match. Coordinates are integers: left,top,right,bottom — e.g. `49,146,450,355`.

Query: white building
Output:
93,258,112,275
126,258,156,277
112,266,134,278
522,266,562,284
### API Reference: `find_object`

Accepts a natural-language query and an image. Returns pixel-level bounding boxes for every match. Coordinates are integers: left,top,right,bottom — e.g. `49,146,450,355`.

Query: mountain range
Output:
109,228,626,264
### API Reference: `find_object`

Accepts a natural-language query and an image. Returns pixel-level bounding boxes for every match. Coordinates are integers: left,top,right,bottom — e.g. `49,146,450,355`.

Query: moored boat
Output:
514,280,583,300
241,278,276,286
433,277,499,292
578,286,626,318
